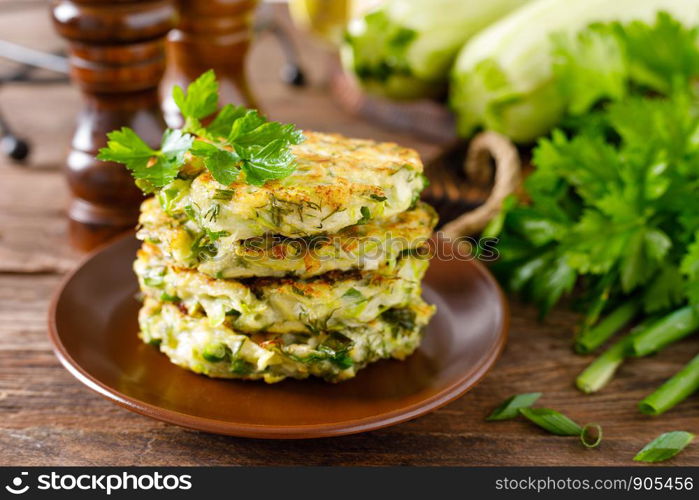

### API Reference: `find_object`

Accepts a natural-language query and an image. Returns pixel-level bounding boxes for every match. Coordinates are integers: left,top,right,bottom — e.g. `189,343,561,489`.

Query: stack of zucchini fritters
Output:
135,132,437,383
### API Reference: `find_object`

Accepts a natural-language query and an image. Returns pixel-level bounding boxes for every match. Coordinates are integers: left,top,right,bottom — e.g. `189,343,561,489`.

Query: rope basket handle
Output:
439,131,522,239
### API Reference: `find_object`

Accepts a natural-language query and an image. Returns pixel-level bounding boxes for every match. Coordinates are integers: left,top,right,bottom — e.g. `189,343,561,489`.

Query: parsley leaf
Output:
205,104,248,139
681,232,699,305
552,25,627,115
239,138,299,186
231,117,305,148
181,72,305,186
189,140,240,185
98,70,305,190
97,127,154,169
97,128,193,193
643,265,685,313
553,13,699,116
193,106,305,186
620,13,699,95
173,69,219,125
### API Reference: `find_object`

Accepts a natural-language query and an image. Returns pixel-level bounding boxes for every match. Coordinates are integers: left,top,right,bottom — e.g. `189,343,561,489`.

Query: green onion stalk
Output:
639,353,699,416
575,316,658,394
630,306,699,357
576,335,633,394
576,305,699,395
575,299,640,354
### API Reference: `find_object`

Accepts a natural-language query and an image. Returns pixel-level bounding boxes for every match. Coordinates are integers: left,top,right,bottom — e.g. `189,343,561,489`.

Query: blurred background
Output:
0,0,452,165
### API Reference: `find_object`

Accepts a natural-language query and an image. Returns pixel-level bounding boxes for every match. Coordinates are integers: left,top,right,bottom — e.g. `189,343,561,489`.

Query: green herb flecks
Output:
291,285,309,298
201,343,231,363
230,358,256,375
160,292,179,303
204,204,220,222
381,307,416,331
212,188,235,201
357,206,371,225
283,332,354,369
342,287,366,302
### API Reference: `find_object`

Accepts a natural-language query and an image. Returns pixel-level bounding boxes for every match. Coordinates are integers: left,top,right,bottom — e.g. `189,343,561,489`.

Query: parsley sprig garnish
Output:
98,70,305,192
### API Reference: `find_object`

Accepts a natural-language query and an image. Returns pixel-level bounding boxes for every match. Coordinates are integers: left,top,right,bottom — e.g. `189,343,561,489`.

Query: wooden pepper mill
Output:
51,0,178,251
162,0,259,127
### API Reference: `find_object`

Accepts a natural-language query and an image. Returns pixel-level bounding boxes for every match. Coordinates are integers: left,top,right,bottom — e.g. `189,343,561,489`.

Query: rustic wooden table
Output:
1,3,697,466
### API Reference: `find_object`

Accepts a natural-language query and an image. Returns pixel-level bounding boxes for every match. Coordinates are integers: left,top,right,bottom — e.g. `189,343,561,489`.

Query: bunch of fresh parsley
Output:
486,13,699,410
97,70,305,192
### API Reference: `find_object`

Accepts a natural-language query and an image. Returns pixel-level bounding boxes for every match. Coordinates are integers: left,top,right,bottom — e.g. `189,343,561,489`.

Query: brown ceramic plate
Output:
49,234,508,438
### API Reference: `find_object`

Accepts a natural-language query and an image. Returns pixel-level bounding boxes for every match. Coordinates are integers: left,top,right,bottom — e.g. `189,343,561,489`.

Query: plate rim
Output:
48,232,509,439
